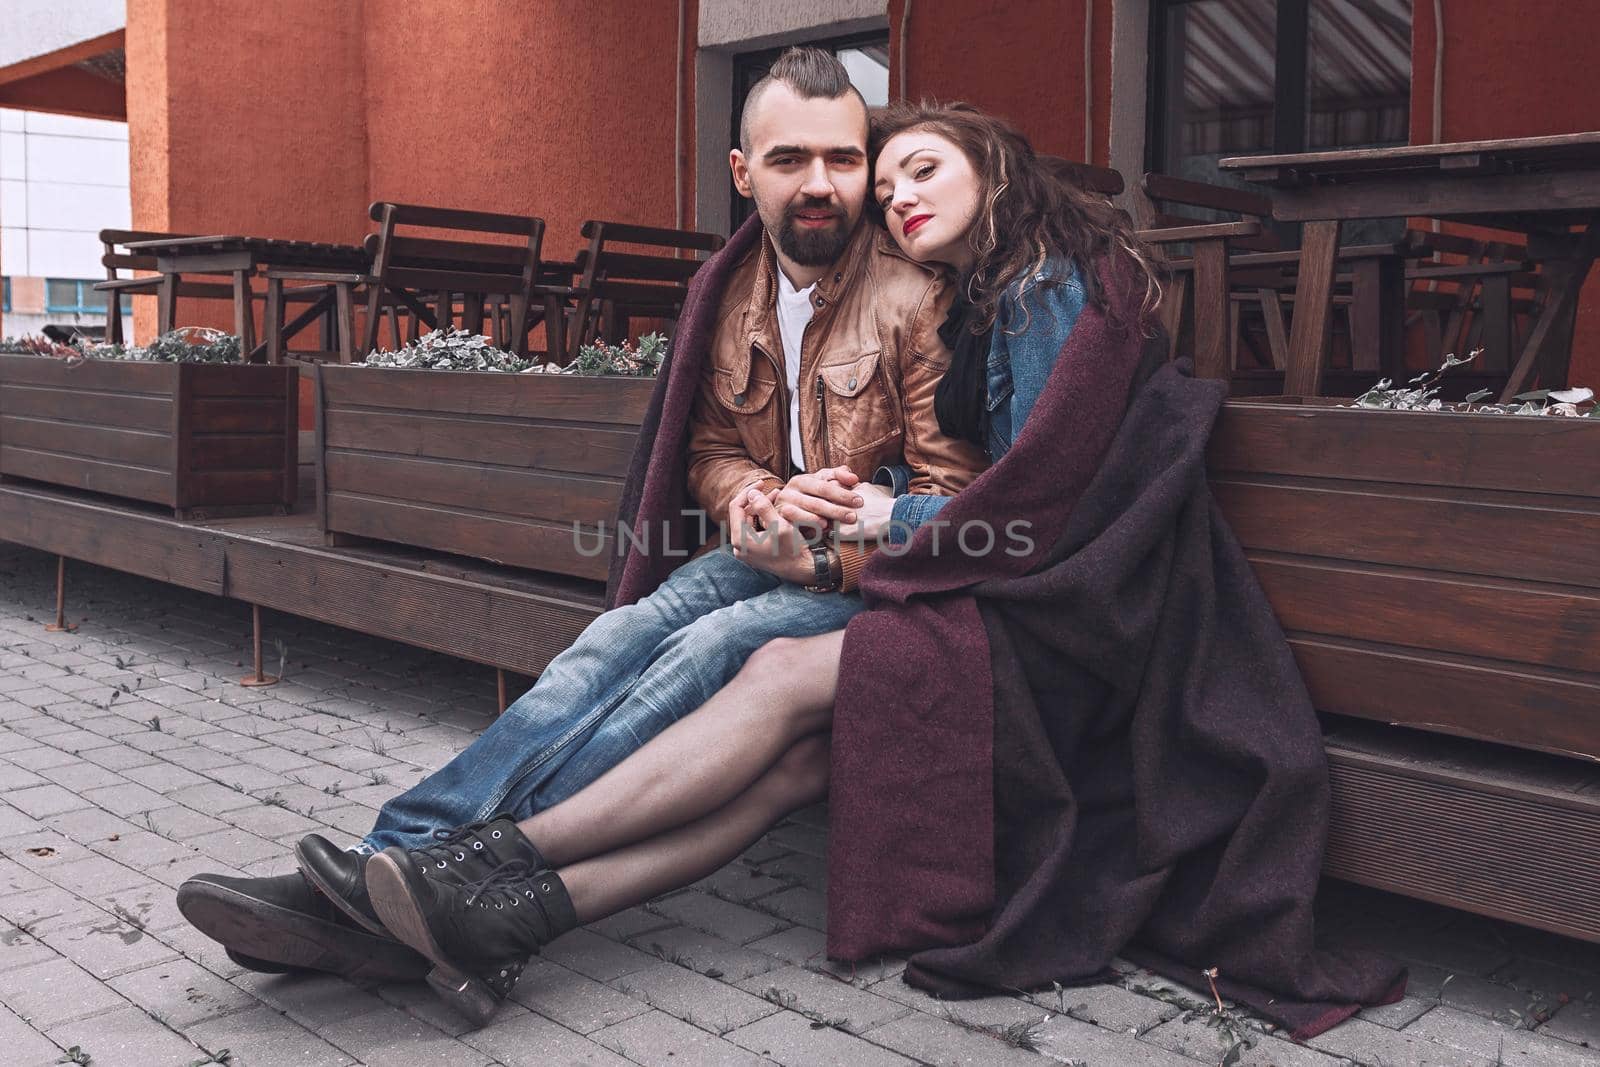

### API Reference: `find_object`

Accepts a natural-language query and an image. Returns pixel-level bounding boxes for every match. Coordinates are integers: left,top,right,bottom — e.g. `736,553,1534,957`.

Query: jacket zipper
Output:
814,374,830,469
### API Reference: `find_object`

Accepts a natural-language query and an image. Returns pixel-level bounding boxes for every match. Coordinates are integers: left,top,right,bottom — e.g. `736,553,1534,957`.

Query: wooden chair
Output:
351,202,547,362
552,221,725,364
1139,174,1422,389
1403,228,1539,375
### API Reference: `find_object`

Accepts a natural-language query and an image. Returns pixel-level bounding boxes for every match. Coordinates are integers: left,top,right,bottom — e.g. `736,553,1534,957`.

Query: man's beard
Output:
776,198,851,266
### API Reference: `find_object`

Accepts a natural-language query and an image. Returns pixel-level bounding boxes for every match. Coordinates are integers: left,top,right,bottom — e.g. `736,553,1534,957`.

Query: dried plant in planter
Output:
0,335,83,359
362,328,668,376
0,327,242,364
363,328,539,372
1350,349,1595,417
90,326,243,363
570,333,667,377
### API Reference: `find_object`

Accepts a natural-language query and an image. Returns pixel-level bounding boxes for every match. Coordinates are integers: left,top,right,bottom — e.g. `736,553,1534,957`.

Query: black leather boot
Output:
364,852,577,1027
297,816,547,934
176,870,428,982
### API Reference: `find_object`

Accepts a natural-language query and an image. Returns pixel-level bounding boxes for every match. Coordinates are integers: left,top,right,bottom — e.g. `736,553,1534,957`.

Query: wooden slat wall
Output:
1210,400,1600,760
317,366,654,581
178,364,298,511
0,356,298,516
0,354,178,506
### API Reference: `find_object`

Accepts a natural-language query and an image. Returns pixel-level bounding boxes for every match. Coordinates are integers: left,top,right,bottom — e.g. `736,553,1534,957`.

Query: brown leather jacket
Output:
686,222,987,587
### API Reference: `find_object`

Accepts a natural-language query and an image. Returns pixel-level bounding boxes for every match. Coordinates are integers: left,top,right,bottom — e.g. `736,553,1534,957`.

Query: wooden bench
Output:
1211,397,1600,940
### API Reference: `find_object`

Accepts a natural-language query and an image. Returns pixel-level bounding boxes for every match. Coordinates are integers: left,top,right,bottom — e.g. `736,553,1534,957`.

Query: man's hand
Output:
773,466,863,530
835,481,895,541
730,486,820,585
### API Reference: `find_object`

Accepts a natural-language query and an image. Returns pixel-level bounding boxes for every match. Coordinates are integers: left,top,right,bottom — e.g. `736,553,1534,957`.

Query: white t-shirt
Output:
775,270,818,471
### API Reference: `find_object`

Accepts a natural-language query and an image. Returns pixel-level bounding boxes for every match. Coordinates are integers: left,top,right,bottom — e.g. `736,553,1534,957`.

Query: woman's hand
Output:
834,482,895,542
730,486,821,585
772,466,862,530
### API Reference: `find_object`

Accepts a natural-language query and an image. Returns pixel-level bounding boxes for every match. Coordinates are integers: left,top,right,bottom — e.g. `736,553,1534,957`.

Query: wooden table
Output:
126,235,369,361
1220,132,1600,398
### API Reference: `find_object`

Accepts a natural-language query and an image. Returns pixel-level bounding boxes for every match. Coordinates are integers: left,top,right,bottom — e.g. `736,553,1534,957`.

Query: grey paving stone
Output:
93,828,202,871
1543,999,1600,1050
205,763,290,793
765,821,828,858
0,802,44,839
40,915,184,980
80,743,164,772
42,806,141,846
727,1009,915,1066
167,781,260,814
161,744,248,773
461,1005,633,1066
507,957,652,1034
588,905,676,943
756,851,828,891
0,925,60,974
695,862,791,904
223,803,322,840
751,886,826,931
317,1006,493,1066
1360,994,1443,1030
188,827,284,868
98,878,190,934
1308,1015,1494,1066
141,805,233,841
1492,955,1600,1001
738,964,910,1034
44,759,130,793
0,763,48,791
592,1008,770,1066
613,960,778,1035
1143,1015,1346,1066
0,884,90,939
631,924,786,983
1403,1004,1600,1066
6,784,92,819
81,780,177,817
44,1004,204,1067
109,957,267,1027
230,970,389,1030
1438,969,1555,1026
745,924,829,967
543,927,661,983
234,744,321,773
0,1002,66,1067
36,853,152,896
0,957,128,1028
147,915,253,981
184,1006,358,1067
121,760,214,794
858,1010,1054,1066
649,890,791,946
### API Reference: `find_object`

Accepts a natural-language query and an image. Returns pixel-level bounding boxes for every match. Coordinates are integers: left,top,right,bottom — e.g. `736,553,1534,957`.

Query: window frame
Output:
44,278,102,315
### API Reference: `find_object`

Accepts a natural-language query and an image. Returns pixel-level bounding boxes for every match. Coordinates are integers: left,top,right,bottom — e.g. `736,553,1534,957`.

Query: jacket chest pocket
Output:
817,350,901,458
712,368,780,468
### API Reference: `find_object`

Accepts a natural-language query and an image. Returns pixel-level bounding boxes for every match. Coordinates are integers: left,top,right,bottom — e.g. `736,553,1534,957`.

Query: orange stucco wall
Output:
1413,2,1600,388
889,0,1113,166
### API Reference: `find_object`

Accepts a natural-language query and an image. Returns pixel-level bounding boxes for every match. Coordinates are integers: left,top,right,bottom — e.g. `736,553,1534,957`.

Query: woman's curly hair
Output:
868,100,1160,337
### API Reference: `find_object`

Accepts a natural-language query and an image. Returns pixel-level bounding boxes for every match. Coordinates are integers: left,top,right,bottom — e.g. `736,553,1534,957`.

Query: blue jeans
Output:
363,545,863,851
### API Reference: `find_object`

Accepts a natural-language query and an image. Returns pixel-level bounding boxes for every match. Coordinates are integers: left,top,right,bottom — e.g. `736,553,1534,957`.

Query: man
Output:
177,47,984,980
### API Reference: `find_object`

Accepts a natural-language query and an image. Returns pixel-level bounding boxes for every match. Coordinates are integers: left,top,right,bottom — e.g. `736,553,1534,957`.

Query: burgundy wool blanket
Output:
608,222,1404,1039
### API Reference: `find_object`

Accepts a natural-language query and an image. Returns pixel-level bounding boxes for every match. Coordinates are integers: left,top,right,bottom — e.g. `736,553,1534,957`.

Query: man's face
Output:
730,83,868,267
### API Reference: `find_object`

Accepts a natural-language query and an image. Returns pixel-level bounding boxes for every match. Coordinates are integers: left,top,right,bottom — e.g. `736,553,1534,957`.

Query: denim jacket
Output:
879,257,1085,544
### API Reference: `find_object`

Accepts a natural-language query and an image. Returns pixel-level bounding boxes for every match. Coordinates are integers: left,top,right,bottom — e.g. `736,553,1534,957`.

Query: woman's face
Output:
872,128,983,271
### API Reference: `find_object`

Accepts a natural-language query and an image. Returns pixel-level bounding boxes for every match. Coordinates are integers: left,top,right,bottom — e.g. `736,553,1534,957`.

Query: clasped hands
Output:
728,467,894,583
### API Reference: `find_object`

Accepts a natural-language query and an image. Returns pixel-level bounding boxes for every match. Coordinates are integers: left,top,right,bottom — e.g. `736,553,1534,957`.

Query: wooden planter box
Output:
0,354,298,518
1208,399,1600,761
315,365,655,582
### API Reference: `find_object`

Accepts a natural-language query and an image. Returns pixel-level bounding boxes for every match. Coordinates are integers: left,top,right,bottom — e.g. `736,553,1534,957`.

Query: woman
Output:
355,101,1160,1026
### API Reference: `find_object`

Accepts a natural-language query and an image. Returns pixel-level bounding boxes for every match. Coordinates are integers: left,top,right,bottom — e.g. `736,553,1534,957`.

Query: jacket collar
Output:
734,220,877,394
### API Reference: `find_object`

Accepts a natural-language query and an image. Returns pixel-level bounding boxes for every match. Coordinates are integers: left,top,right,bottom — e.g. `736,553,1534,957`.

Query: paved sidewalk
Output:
1,542,1598,1066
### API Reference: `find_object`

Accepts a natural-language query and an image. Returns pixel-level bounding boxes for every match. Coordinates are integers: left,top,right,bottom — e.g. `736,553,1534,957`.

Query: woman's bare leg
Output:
520,630,843,868
558,733,830,922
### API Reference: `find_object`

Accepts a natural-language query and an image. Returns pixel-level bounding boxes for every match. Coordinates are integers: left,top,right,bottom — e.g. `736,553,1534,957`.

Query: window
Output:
1,276,9,314
45,278,103,315
1148,0,1412,238
729,32,891,228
